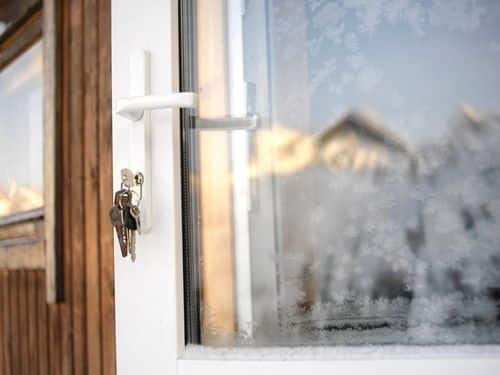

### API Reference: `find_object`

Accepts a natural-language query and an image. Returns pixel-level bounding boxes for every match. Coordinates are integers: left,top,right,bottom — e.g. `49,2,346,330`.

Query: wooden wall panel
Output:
18,271,28,375
97,0,115,373
0,0,115,374
68,0,86,373
36,272,48,375
0,271,11,375
59,0,73,373
8,272,20,375
82,0,102,373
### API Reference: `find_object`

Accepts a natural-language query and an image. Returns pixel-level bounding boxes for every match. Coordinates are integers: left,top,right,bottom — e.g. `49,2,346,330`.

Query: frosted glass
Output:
192,0,500,346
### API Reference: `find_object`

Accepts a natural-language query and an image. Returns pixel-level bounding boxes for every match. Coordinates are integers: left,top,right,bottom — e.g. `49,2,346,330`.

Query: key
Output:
121,168,136,188
110,172,144,262
129,229,136,262
123,206,139,262
109,203,128,257
123,206,138,231
111,189,132,257
130,205,141,234
116,189,131,208
109,204,122,227
120,190,138,262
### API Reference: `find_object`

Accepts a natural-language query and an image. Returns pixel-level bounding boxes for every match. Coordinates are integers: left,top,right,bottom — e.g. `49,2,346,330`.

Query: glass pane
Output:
0,41,43,217
188,0,500,346
0,0,39,38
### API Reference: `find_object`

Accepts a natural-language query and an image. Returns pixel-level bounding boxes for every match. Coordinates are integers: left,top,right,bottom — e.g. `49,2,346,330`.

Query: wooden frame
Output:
0,1,42,71
1,1,115,372
42,0,61,303
0,0,61,303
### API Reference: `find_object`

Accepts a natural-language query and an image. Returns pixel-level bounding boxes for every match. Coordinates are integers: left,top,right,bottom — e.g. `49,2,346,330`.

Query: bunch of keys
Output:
109,168,143,262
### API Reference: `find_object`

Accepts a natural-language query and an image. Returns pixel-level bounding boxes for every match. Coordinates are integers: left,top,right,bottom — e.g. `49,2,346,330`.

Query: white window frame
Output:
111,0,500,374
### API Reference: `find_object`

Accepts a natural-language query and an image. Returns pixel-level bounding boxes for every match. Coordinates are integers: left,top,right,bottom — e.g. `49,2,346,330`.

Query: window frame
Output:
111,0,500,373
0,0,62,303
0,0,42,70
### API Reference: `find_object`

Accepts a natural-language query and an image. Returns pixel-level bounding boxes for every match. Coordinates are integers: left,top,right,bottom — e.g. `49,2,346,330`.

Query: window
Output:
0,0,60,302
0,0,40,37
182,0,500,347
0,40,43,217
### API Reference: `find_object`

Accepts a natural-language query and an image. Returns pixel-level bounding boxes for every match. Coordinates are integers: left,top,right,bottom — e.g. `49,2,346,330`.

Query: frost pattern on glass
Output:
266,111,500,345
196,0,500,346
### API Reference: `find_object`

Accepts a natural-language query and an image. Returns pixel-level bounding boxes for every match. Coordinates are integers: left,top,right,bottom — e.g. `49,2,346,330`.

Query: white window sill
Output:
179,345,500,375
182,344,500,361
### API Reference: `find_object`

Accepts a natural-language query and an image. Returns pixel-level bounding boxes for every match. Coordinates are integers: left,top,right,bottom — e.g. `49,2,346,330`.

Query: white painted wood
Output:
178,358,500,375
127,49,152,232
112,1,500,374
226,0,253,337
112,1,184,374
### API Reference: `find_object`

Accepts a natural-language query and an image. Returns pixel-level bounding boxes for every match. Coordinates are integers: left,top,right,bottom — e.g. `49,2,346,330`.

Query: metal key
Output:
129,229,136,262
123,206,138,230
123,206,138,262
121,168,136,188
110,170,144,262
109,190,129,257
130,205,141,234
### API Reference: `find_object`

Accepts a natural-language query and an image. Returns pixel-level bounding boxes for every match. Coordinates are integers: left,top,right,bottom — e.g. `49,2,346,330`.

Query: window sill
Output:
179,344,500,375
182,344,500,361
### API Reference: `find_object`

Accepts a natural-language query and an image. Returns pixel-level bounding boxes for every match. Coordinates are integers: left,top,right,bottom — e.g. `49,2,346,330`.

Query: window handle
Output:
115,92,197,121
113,50,197,233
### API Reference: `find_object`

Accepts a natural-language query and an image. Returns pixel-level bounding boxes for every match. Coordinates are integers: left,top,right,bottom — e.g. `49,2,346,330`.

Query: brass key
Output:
110,170,144,262
123,206,138,262
109,189,130,257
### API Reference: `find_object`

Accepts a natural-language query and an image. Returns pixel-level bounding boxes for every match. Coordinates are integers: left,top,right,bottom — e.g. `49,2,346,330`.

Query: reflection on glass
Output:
192,0,500,346
0,0,39,37
0,41,43,217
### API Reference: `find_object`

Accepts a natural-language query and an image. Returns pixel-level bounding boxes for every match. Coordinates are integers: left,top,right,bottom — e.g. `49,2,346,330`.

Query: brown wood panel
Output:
36,271,48,375
27,272,38,374
0,271,4,374
3,271,12,375
0,240,45,270
8,272,19,375
59,0,74,373
48,303,61,375
83,0,102,373
0,271,11,375
97,0,115,373
69,0,87,373
18,271,28,375
0,0,114,374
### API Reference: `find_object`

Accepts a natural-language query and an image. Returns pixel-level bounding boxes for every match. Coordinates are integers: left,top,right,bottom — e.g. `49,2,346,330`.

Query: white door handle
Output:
116,92,197,121
114,50,197,233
